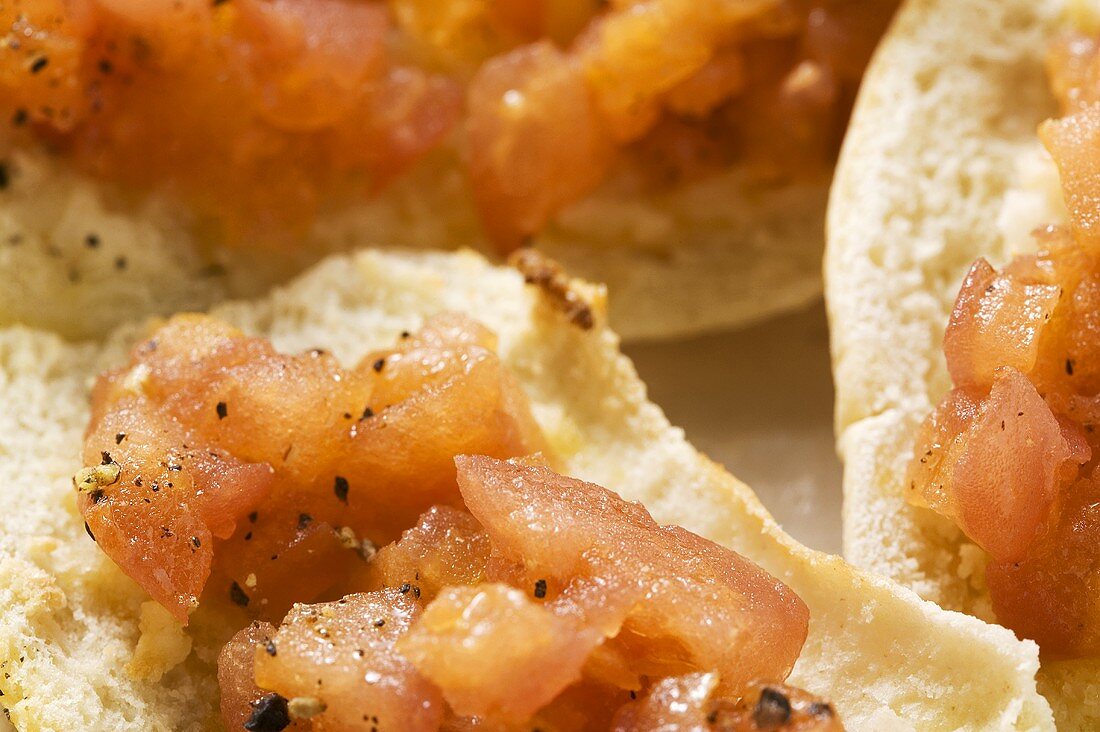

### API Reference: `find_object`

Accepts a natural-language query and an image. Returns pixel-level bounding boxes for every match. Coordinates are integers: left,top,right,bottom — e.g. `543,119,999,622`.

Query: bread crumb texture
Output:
0,249,1052,730
0,141,826,342
826,0,1099,726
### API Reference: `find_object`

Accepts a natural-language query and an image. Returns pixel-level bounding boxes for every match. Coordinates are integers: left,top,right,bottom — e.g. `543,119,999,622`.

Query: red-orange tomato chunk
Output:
454,455,810,696
216,458,833,730
79,313,544,622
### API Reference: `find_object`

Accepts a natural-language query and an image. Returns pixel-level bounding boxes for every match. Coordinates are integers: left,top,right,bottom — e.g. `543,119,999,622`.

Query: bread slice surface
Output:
0,248,1053,730
826,0,1100,725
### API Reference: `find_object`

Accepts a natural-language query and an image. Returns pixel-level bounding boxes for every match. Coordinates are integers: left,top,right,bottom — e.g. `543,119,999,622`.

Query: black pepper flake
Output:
807,701,834,718
298,513,313,530
412,585,421,599
1066,358,1075,376
100,451,113,465
753,687,792,728
399,583,411,594
0,163,8,190
97,58,113,74
264,639,277,657
248,511,258,523
115,255,127,270
244,531,253,541
629,690,637,700
373,618,385,628
89,488,105,504
84,522,95,541
216,401,228,419
114,431,126,444
400,330,410,339
85,233,100,249
244,692,290,732
334,476,349,504
11,109,26,126
190,536,201,548
134,476,143,487
360,406,374,420
229,581,250,607
29,57,48,74
533,579,547,599
372,358,385,373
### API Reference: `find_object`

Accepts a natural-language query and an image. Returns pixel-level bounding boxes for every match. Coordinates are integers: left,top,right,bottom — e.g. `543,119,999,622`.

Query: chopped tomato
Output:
942,258,1062,390
344,505,491,603
909,83,1100,655
215,458,833,729
987,471,1100,657
2,0,895,250
467,41,614,250
0,0,461,243
907,368,1089,562
399,583,597,720
79,313,544,622
456,456,810,695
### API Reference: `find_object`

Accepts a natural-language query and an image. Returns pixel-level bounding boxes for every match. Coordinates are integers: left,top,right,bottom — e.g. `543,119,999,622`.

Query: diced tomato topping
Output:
399,583,597,720
456,455,809,695
908,368,1089,562
215,458,833,729
908,56,1100,656
2,0,895,250
79,313,544,622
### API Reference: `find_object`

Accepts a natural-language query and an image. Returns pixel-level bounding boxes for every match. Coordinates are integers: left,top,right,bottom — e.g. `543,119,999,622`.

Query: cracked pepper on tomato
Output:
905,30,1100,658
2,0,893,249
77,314,842,729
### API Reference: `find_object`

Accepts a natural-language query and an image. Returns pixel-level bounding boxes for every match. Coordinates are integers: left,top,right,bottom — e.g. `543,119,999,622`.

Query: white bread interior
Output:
0,140,827,343
825,0,1100,726
0,248,1053,730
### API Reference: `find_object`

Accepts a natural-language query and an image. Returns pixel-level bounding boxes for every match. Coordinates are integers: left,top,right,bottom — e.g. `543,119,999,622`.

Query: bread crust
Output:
0,249,1052,730
826,0,1100,725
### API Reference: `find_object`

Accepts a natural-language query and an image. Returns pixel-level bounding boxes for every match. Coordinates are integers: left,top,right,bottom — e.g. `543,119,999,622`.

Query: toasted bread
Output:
826,0,1100,725
0,248,1052,730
